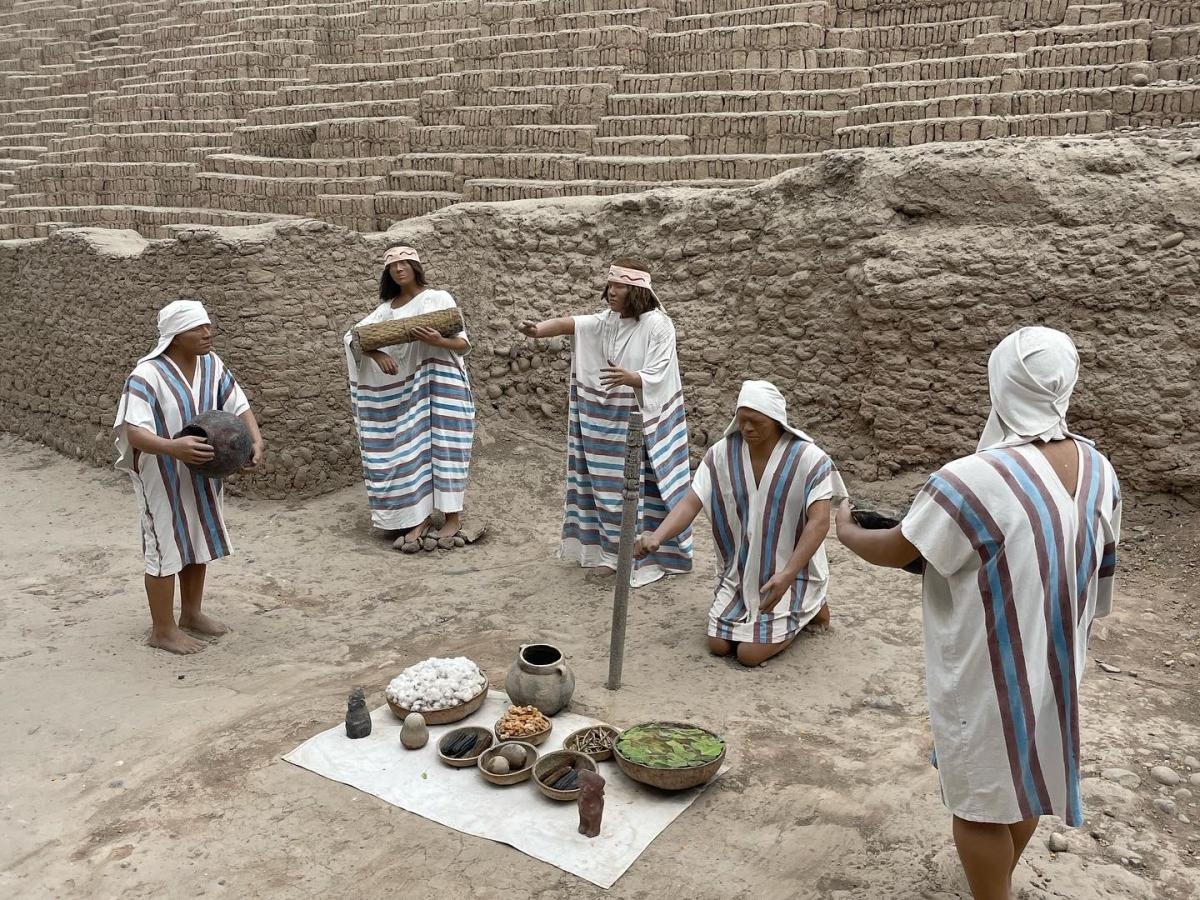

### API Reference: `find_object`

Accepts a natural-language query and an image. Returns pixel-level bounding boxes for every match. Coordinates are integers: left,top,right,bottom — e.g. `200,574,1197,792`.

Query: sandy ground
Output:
1,429,1197,900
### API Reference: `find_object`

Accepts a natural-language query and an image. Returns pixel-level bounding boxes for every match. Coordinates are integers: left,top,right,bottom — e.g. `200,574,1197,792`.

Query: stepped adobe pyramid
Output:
0,0,1198,237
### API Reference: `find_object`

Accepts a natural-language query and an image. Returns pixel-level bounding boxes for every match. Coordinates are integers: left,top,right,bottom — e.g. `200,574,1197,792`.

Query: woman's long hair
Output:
602,257,660,320
379,259,427,301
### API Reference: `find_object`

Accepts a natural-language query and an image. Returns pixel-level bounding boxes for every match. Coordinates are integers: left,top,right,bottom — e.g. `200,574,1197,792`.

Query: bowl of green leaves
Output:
614,722,726,791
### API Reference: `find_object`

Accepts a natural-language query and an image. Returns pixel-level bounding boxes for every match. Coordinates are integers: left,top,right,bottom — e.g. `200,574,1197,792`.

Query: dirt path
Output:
1,433,1196,899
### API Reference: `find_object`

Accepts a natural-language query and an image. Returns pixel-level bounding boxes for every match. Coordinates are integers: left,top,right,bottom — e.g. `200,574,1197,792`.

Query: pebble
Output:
1150,766,1181,786
1181,814,1191,824
1184,756,1200,770
1149,741,1169,753
1048,833,1069,853
1097,661,1121,674
1102,767,1141,789
1181,652,1199,666
1175,788,1193,801
864,696,897,710
1191,773,1200,787
1153,798,1178,815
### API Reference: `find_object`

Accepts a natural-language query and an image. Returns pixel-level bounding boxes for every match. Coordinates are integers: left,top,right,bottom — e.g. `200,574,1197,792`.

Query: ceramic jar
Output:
173,410,253,478
505,644,575,716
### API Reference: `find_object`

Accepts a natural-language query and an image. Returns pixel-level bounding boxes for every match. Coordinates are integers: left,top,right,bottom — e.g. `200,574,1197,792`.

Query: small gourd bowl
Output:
563,724,620,762
532,750,597,801
437,726,493,768
476,741,539,786
494,716,552,747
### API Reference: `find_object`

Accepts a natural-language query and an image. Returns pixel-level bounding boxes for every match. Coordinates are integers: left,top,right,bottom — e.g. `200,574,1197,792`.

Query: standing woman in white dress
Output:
518,258,693,586
344,246,475,552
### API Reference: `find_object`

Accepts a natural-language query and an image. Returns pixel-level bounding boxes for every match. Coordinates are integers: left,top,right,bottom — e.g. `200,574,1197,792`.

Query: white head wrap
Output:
724,380,814,442
607,263,660,305
138,299,210,364
978,326,1092,451
383,245,421,267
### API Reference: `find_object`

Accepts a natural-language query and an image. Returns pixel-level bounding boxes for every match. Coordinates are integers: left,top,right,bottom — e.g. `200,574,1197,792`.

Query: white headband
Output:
383,245,421,267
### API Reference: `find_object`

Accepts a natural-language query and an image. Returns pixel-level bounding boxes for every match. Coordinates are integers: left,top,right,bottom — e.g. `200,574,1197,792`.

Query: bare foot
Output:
401,517,431,544
179,610,229,636
433,511,462,538
804,602,831,634
149,626,207,654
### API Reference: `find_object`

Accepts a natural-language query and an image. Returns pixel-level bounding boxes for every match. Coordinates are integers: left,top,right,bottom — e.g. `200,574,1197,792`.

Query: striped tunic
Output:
692,433,838,643
114,353,250,577
344,290,474,531
561,308,692,586
901,441,1121,826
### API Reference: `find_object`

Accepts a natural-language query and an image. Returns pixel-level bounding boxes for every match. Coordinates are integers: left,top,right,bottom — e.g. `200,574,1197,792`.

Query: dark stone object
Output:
851,507,926,575
174,409,253,478
345,686,372,739
578,769,605,838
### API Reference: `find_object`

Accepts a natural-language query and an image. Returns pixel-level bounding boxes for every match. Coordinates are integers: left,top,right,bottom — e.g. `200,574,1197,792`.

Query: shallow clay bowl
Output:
437,726,494,768
533,750,597,801
614,721,726,791
494,716,552,746
563,724,620,762
476,741,539,786
386,677,489,725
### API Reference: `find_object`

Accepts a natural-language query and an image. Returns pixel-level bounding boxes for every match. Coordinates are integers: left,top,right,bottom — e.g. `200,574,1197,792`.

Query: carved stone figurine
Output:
345,686,372,739
577,769,605,838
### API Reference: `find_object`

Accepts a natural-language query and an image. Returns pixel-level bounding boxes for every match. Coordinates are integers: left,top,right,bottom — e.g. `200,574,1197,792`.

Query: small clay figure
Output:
345,686,372,739
577,769,605,838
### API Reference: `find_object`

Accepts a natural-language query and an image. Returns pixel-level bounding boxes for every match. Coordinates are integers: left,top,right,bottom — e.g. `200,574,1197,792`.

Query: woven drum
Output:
351,308,464,353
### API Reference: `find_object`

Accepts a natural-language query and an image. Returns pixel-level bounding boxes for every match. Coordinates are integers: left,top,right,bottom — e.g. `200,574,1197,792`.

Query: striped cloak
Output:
344,290,475,531
692,432,840,643
901,441,1121,826
113,352,250,577
561,308,692,586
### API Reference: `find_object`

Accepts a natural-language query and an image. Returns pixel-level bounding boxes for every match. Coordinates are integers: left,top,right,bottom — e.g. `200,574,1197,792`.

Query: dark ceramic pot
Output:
851,507,926,575
174,410,253,479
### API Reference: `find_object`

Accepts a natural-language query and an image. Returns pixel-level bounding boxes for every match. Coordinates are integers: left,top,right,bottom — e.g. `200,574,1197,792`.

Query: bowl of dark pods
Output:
532,750,597,801
850,506,926,575
437,726,493,768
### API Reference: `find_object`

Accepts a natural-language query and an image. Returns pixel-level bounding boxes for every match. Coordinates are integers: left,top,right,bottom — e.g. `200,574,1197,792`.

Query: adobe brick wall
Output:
1,136,1196,499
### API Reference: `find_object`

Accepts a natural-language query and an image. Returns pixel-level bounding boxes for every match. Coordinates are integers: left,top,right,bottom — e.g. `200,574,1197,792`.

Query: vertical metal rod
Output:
607,408,644,691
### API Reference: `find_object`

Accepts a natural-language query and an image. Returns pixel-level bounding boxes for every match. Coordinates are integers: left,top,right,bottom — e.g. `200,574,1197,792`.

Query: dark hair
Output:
379,258,427,300
602,257,660,320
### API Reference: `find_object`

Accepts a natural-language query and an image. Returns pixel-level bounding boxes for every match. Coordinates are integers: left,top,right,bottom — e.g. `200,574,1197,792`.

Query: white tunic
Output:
692,433,839,643
344,289,475,531
901,441,1121,825
114,353,250,577
560,307,693,586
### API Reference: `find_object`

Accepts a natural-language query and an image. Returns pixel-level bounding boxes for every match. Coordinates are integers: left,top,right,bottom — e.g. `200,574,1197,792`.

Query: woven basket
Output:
613,722,725,791
386,678,488,725
351,308,464,353
532,750,598,801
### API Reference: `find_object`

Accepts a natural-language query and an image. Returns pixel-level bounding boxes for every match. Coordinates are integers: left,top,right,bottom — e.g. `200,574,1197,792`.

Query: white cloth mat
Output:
282,692,726,889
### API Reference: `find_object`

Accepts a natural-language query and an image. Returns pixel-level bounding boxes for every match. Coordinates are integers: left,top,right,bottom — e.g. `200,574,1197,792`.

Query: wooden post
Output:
607,408,644,691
